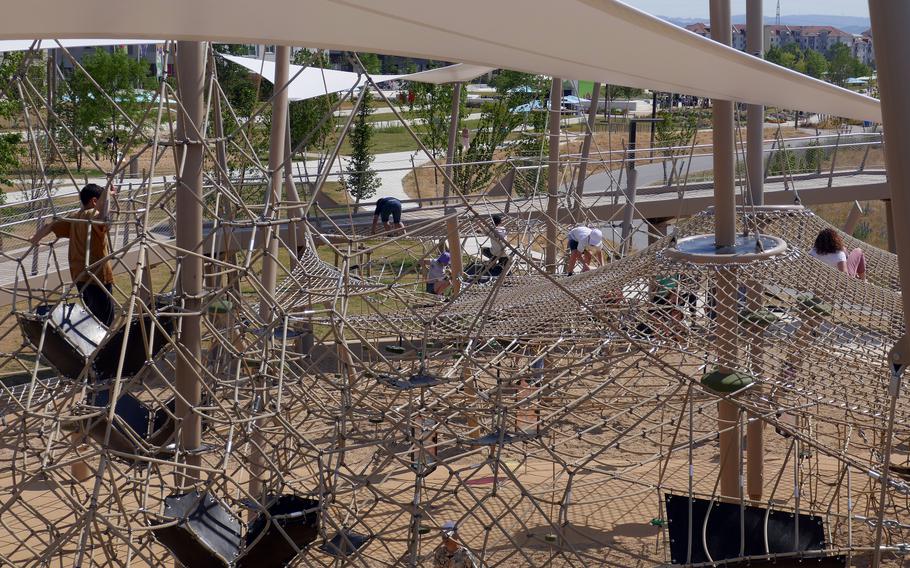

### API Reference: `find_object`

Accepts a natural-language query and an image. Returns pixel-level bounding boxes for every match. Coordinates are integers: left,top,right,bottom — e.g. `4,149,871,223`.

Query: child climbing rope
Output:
426,252,451,296
371,196,406,235
29,183,117,326
433,522,479,568
565,226,604,274
481,214,510,267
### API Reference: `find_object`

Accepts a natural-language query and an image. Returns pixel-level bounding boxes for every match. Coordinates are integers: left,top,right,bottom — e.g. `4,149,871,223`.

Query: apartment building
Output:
685,23,875,67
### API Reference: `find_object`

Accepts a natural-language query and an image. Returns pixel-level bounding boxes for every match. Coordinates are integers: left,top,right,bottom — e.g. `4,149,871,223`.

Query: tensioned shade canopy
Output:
223,55,400,101
0,0,880,122
222,55,494,100
0,39,163,52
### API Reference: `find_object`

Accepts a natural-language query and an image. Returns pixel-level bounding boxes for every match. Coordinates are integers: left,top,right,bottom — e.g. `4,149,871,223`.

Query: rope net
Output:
0,42,903,567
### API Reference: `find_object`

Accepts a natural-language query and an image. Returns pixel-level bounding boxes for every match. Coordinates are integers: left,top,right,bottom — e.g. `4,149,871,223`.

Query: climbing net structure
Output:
0,41,906,568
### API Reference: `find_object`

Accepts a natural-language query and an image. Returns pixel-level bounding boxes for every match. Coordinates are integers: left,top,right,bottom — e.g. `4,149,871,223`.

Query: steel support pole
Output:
284,120,305,264
443,82,463,213
446,217,462,296
175,41,206,488
885,199,897,253
868,11,910,567
620,168,637,255
746,0,764,205
259,45,290,320
842,201,864,235
711,0,736,248
573,82,601,218
250,45,290,501
711,0,741,501
46,49,56,164
545,77,562,274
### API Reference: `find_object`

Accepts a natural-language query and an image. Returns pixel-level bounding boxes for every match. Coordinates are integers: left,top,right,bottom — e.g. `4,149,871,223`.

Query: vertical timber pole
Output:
744,0,765,503
545,77,562,274
573,82,601,218
443,82,463,214
446,217,462,296
746,0,765,205
621,122,638,256
250,44,290,501
868,4,910,564
175,41,206,489
746,0,764,205
842,201,864,235
711,0,741,501
885,199,897,253
46,49,56,164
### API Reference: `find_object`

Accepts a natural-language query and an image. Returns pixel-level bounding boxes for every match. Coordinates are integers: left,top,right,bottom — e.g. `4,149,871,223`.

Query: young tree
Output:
493,72,550,195
289,49,336,155
60,48,152,171
357,53,382,75
653,110,697,185
803,49,829,80
406,82,467,158
453,99,522,193
342,89,381,206
212,44,271,179
827,43,870,86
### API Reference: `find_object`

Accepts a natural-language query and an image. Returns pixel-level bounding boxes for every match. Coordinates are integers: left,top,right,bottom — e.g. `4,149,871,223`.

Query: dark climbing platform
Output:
152,491,320,568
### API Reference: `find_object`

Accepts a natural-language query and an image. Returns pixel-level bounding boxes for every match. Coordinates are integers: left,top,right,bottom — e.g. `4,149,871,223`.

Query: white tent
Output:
221,54,494,101
0,0,881,122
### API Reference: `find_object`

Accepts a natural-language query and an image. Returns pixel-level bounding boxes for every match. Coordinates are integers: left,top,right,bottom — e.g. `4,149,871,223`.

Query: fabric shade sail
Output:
0,38,163,52
0,0,880,122
221,55,494,100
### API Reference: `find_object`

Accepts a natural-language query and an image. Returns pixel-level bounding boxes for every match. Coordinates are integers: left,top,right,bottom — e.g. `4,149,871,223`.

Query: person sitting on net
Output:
426,252,451,296
433,522,479,568
371,196,405,235
29,183,117,326
565,226,604,274
481,214,510,267
809,228,865,279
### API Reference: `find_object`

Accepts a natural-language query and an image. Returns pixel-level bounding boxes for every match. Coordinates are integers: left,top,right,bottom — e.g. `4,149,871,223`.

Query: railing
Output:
0,132,887,251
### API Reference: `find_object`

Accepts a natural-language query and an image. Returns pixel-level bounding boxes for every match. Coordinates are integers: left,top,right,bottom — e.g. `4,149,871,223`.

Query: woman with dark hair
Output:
810,228,865,279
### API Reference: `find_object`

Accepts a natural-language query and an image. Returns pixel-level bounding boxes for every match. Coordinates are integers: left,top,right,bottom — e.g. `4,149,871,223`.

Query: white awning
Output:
0,0,880,122
405,64,494,85
222,54,400,101
222,55,494,100
0,39,162,52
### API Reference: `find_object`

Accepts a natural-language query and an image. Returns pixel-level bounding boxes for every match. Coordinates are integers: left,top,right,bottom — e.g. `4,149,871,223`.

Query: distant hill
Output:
665,14,870,34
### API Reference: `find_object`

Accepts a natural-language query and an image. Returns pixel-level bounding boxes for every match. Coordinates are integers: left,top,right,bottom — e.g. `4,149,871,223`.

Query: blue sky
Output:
623,1,869,18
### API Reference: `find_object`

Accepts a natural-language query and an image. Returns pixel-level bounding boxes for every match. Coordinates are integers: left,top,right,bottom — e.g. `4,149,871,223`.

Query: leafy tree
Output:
59,48,153,171
357,53,381,75
213,44,258,119
289,49,336,155
494,72,550,195
605,85,644,100
0,53,39,191
406,82,467,158
766,44,803,71
803,49,828,79
767,144,800,176
212,44,270,178
653,110,697,184
0,133,22,187
827,43,870,87
453,99,522,193
341,89,380,206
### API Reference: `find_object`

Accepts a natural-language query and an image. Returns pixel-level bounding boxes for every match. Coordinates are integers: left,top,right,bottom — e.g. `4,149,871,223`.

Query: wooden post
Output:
545,78,562,274
174,40,206,489
842,201,864,235
446,217,462,296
